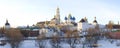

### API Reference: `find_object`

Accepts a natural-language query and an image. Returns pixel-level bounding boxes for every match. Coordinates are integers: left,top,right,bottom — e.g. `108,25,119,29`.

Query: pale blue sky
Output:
0,0,120,27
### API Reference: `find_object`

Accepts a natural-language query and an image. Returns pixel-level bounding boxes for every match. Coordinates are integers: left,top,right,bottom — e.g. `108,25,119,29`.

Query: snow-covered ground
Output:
98,39,120,48
20,40,38,48
0,37,120,48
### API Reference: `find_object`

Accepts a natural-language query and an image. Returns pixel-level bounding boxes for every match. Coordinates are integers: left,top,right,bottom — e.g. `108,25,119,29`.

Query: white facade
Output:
63,24,77,31
77,17,105,31
39,27,60,37
5,25,10,29
77,22,94,31
39,28,53,37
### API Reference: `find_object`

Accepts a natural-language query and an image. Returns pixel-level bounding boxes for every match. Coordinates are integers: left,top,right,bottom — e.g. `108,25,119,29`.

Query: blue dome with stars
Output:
70,16,73,20
64,16,67,20
72,17,75,20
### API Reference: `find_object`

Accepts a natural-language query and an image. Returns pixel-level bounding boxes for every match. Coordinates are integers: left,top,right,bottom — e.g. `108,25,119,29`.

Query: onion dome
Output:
5,19,10,25
68,14,73,20
93,20,97,23
93,17,98,23
79,18,85,22
70,16,73,20
5,22,10,25
68,14,72,19
72,16,75,20
64,16,68,20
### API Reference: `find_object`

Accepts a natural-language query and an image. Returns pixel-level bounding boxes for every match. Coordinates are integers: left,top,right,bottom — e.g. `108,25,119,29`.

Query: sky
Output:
0,0,120,27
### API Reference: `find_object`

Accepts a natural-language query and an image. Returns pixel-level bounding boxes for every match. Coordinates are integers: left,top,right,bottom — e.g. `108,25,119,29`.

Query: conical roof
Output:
5,19,10,25
79,18,86,22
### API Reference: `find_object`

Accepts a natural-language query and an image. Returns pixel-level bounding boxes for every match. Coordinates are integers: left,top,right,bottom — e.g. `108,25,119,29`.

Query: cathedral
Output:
49,7,61,26
36,7,105,31
36,7,61,27
64,14,76,24
77,17,105,31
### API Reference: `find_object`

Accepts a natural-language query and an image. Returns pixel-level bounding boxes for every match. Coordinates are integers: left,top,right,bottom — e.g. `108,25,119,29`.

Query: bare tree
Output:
64,29,80,48
0,27,5,37
0,27,5,34
86,28,100,48
5,28,23,48
107,21,114,31
36,32,46,48
72,30,81,44
50,32,61,48
95,24,100,31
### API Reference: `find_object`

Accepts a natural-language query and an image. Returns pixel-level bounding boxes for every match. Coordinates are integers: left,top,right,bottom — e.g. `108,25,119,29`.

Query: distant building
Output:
64,14,76,24
18,25,40,37
106,24,120,31
77,17,105,31
39,26,61,37
36,21,50,27
36,7,105,32
108,32,120,39
5,19,10,29
36,7,61,27
49,7,61,26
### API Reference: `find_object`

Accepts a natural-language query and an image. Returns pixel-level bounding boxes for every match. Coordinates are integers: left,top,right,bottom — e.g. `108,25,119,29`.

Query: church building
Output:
5,19,10,29
50,7,61,26
77,17,105,31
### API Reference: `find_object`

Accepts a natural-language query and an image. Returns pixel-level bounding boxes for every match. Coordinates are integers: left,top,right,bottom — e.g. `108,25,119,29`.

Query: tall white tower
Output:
55,7,60,24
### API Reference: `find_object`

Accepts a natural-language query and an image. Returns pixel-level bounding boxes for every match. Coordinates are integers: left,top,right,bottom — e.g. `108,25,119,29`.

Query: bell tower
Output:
55,7,60,24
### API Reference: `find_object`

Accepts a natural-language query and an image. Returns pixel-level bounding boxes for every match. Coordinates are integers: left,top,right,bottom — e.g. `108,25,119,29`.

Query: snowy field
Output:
98,39,120,48
0,37,120,48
